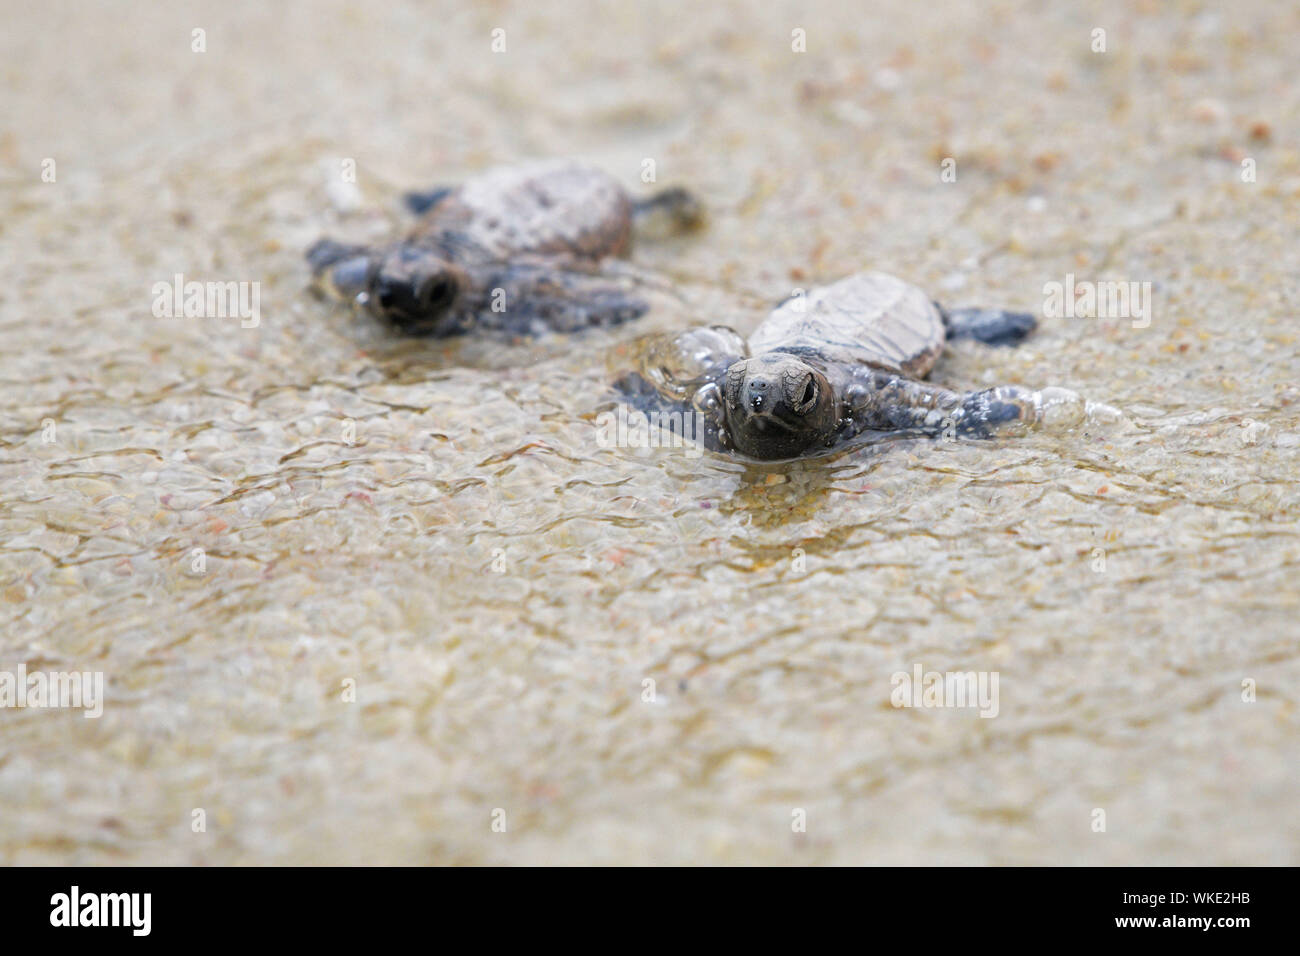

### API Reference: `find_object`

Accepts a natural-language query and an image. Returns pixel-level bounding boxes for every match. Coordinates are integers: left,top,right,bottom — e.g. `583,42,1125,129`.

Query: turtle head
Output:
308,239,467,335
721,353,837,459
361,245,468,335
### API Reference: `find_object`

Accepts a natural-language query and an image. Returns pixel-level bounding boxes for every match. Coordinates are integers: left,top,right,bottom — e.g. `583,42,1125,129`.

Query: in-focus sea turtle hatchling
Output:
614,271,1095,460
307,159,703,337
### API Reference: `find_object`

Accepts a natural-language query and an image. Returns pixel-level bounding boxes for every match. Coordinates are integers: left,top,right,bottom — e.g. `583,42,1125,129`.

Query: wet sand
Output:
1,0,1298,864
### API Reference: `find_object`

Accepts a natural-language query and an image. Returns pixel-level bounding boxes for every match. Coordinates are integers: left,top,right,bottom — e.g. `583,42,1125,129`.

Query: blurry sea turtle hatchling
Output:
307,159,703,337
614,271,1111,461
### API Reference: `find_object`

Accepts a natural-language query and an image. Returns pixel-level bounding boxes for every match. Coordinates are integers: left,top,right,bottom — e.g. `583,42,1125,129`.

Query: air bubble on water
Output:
1033,387,1128,430
1035,387,1087,428
1084,400,1125,424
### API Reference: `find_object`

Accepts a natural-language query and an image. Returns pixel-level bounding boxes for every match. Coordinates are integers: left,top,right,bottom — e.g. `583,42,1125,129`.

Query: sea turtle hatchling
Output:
614,271,1099,460
307,159,702,337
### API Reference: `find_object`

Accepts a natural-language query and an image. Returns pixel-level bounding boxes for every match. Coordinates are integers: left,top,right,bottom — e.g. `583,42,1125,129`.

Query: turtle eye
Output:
417,274,458,311
373,275,411,312
791,376,816,410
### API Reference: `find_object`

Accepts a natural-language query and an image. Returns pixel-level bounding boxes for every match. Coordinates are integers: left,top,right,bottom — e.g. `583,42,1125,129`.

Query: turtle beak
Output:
744,377,771,413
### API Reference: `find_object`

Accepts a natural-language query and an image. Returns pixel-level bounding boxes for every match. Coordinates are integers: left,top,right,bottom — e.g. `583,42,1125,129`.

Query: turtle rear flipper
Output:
939,305,1037,346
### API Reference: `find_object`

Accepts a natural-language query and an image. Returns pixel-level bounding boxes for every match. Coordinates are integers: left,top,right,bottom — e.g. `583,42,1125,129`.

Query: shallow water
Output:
2,0,1298,864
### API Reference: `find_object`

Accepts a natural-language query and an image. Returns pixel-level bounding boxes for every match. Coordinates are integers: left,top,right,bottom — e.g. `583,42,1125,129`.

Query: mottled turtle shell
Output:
748,272,946,378
412,160,633,262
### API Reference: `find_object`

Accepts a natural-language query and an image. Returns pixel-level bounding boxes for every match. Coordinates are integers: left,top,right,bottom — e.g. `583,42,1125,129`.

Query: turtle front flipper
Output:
632,186,705,239
840,367,1095,441
306,239,374,302
938,304,1037,346
607,326,748,454
402,186,454,215
609,371,730,454
468,258,658,336
961,385,1118,434
837,368,1029,440
838,369,964,439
